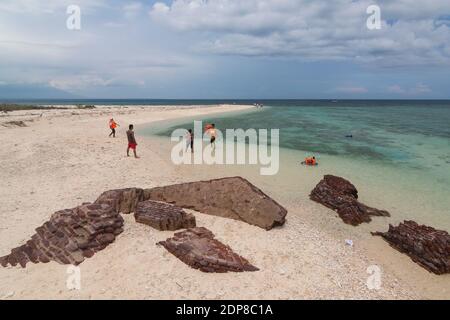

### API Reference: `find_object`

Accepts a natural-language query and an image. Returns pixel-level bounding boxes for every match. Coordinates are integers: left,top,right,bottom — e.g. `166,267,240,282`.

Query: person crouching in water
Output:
127,124,139,158
109,118,119,138
303,156,317,166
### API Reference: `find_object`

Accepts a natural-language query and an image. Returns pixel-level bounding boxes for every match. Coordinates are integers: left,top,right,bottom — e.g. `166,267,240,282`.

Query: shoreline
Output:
0,104,444,300
0,104,253,125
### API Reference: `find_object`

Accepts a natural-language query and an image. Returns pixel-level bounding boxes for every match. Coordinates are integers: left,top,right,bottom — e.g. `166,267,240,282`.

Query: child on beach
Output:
127,124,139,158
186,129,194,153
109,119,119,138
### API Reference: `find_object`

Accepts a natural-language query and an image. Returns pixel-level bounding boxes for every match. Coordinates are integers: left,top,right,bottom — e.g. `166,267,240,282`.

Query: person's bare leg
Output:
127,147,130,157
134,149,139,159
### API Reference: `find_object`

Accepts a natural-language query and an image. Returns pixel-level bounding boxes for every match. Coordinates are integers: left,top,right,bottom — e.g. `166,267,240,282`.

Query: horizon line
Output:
2,98,450,102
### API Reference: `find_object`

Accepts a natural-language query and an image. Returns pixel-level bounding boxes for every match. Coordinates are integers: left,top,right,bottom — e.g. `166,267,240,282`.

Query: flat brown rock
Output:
310,175,390,226
134,200,196,231
95,188,144,214
0,203,124,268
145,177,287,230
373,221,450,275
158,227,259,273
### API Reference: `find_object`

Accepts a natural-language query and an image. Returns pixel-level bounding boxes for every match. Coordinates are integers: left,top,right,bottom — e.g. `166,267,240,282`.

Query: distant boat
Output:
331,100,338,103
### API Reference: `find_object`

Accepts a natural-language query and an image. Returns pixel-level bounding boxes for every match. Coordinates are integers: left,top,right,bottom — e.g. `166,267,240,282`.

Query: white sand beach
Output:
0,104,446,300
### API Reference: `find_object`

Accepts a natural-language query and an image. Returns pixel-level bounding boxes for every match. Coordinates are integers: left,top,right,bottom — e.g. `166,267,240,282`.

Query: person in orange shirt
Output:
303,156,317,166
109,118,119,138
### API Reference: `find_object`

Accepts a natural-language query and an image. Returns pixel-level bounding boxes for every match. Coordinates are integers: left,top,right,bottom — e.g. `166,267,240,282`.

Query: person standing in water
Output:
186,129,194,153
109,118,119,138
127,124,139,158
208,124,217,149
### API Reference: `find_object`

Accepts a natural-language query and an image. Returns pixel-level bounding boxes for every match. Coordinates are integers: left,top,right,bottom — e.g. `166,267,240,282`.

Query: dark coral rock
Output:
0,203,124,268
158,227,259,273
373,221,450,275
310,175,390,226
95,188,145,214
135,200,196,231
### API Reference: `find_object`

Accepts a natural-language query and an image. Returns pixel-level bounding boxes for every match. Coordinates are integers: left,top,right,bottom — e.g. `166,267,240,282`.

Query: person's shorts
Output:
210,136,216,143
128,143,137,150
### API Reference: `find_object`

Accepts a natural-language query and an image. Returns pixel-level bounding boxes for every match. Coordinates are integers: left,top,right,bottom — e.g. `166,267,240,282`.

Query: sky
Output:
0,0,449,99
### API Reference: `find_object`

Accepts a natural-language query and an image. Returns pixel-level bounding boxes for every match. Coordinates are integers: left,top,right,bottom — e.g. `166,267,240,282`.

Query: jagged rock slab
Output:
310,175,390,226
373,221,450,275
158,227,259,273
95,188,144,214
145,177,287,230
0,203,124,268
134,200,196,231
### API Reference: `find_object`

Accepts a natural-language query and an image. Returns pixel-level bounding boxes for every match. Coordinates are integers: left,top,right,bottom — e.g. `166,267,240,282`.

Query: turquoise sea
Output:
149,100,450,231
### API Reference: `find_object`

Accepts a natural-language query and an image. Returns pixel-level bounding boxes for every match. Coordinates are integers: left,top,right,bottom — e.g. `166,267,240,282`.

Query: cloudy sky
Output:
0,0,449,99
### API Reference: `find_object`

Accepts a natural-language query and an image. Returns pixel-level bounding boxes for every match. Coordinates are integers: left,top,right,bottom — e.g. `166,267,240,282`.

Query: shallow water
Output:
147,101,450,231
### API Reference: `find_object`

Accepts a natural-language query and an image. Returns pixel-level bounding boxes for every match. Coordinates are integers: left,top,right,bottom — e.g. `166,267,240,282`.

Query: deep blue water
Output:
3,98,450,108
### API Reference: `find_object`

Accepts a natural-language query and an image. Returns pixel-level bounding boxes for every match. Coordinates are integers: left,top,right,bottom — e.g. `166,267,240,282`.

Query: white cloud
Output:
387,83,432,95
123,2,143,18
150,0,450,66
412,83,432,94
49,74,149,92
49,75,110,91
152,3,170,14
387,85,405,94
335,86,368,94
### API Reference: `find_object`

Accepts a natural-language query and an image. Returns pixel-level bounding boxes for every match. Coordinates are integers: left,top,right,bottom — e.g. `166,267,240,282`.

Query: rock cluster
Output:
145,177,287,230
310,175,390,226
134,200,196,231
1,178,283,271
158,227,259,273
0,203,124,268
373,221,450,275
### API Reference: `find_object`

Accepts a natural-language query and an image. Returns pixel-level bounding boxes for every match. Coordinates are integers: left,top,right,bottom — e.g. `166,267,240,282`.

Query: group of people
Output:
184,123,217,153
109,117,318,166
109,118,139,159
109,119,218,158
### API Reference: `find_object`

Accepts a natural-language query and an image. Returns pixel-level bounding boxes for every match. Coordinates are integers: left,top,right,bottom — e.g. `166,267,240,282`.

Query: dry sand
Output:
0,104,429,300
